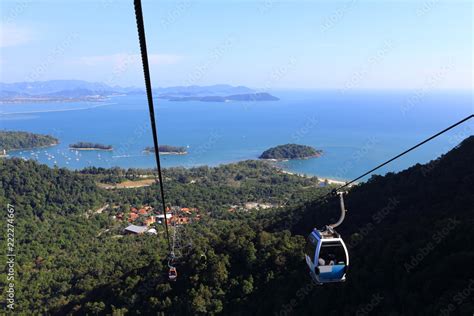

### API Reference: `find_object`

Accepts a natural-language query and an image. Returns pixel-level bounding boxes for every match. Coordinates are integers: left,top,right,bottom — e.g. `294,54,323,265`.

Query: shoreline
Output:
0,97,108,104
5,152,352,185
5,152,359,186
0,102,115,115
8,142,59,153
260,159,349,186
278,169,348,185
259,154,322,162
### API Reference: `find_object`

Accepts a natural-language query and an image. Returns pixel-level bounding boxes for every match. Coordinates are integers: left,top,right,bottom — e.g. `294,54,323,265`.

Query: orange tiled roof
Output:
129,213,139,222
144,217,156,226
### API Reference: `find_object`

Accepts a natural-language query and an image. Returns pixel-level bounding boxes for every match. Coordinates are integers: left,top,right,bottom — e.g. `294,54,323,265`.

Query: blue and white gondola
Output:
304,192,349,284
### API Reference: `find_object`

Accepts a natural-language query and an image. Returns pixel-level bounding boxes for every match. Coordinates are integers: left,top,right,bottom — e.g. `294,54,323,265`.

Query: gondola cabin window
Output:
319,241,347,266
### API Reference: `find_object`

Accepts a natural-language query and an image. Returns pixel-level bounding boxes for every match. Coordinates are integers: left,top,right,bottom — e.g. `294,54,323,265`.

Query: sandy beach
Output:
278,169,348,186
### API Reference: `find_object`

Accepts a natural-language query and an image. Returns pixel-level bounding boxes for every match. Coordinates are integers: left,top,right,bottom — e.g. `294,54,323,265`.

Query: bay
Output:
1,90,472,181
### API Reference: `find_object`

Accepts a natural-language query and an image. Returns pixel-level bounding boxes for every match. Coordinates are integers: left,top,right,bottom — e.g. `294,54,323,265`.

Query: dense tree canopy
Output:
144,145,187,154
0,136,473,315
69,142,113,150
259,144,322,160
0,131,58,151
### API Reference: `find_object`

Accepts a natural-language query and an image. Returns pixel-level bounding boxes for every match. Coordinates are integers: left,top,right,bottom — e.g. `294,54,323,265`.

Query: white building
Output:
124,224,148,234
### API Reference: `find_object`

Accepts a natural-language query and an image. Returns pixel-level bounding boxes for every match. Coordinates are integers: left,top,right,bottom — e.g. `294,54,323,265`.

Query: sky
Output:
0,0,472,90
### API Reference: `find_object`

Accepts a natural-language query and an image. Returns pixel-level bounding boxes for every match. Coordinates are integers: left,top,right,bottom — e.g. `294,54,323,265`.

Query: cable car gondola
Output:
133,0,474,288
168,266,177,281
305,192,349,284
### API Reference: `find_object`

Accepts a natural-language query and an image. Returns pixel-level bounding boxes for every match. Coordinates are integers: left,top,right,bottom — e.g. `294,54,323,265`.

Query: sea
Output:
1,90,472,181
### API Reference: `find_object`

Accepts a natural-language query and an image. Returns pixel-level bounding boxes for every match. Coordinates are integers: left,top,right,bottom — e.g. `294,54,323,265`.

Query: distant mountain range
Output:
0,80,131,95
155,84,255,97
160,92,279,102
0,80,140,103
0,80,278,103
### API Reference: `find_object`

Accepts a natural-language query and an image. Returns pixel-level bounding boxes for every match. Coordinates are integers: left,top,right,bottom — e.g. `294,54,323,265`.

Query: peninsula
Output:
161,92,279,102
0,131,59,153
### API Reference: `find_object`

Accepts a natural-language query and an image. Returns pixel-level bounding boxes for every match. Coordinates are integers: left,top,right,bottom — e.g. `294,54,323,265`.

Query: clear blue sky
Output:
0,0,472,90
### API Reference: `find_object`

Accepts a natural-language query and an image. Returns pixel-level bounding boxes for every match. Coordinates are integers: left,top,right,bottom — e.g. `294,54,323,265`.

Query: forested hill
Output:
267,136,474,315
1,137,473,315
259,144,322,160
0,131,58,151
0,159,104,218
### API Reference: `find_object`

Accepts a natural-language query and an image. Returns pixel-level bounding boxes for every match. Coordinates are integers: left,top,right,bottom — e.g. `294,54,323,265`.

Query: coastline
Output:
8,142,59,153
259,157,348,186
6,150,355,185
278,169,347,185
259,153,322,162
0,97,108,104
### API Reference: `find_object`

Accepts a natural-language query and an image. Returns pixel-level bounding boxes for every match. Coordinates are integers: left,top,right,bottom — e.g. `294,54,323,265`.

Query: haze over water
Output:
1,90,472,181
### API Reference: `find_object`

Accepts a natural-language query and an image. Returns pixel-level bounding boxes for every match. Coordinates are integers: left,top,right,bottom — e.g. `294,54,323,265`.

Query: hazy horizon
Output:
1,0,472,90
1,79,473,93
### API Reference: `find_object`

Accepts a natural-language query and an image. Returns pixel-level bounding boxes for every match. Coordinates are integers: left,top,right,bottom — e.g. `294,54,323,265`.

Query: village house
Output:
123,205,197,226
156,213,173,225
144,216,156,226
128,212,139,222
173,215,190,225
125,205,156,223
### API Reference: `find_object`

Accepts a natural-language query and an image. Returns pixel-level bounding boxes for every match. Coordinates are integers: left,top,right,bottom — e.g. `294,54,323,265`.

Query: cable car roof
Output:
312,228,341,239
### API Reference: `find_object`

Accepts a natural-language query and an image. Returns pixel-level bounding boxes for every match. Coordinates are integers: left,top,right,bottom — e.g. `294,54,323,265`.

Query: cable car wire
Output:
133,0,172,254
320,114,473,202
133,0,472,253
306,114,472,283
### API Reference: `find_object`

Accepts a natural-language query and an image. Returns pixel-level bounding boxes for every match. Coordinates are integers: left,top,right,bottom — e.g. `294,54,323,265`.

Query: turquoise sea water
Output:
1,90,472,181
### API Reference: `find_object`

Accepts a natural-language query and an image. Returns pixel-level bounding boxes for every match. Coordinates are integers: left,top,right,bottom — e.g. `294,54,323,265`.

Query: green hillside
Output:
0,137,473,315
259,144,322,160
269,136,474,315
0,131,58,151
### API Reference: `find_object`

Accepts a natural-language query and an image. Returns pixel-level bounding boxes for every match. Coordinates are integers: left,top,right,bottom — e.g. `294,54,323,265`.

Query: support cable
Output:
133,0,172,254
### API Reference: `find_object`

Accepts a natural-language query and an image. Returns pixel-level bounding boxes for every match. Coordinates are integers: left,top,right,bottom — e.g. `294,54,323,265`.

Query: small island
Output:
144,145,188,155
0,131,59,154
69,142,113,151
160,93,279,102
259,144,322,160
